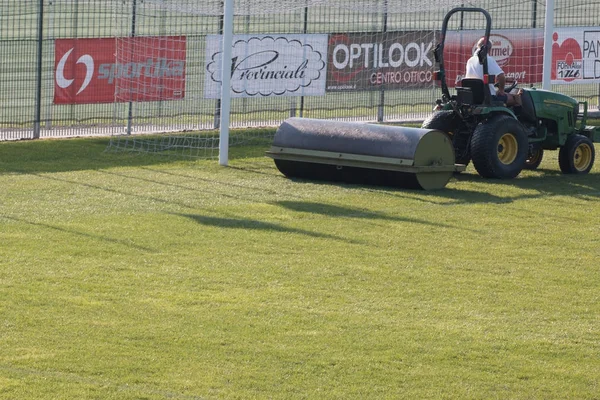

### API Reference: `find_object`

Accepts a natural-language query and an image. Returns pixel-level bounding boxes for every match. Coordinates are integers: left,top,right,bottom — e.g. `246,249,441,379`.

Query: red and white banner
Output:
54,36,186,105
444,29,544,87
551,28,600,84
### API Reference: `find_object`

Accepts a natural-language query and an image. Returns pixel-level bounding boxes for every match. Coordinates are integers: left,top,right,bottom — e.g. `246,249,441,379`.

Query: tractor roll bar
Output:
435,7,492,104
440,7,491,41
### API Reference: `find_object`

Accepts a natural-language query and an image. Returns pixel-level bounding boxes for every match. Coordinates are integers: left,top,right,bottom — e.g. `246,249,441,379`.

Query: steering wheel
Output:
505,80,518,92
494,80,518,93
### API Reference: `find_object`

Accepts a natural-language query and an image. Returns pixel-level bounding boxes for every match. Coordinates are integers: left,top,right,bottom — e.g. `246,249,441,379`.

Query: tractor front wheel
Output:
470,115,528,179
558,134,595,174
524,147,544,170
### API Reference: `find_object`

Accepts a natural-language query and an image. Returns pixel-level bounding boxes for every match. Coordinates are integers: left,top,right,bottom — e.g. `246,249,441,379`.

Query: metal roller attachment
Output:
266,118,464,190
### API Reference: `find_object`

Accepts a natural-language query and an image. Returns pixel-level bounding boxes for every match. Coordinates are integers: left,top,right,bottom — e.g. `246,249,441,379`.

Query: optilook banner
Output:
326,31,437,91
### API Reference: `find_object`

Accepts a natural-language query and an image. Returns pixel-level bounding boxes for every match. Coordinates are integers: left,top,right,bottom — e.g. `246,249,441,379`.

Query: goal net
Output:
106,0,550,159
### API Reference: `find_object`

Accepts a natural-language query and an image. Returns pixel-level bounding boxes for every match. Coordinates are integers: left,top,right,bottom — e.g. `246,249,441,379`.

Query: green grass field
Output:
1,134,599,399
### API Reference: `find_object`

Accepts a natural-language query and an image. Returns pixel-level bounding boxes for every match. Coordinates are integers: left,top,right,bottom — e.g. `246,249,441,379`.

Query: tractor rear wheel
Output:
470,115,528,179
524,147,544,170
421,111,470,167
558,134,595,174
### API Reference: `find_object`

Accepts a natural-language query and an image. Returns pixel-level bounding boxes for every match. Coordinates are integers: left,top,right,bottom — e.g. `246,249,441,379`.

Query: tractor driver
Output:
465,37,520,106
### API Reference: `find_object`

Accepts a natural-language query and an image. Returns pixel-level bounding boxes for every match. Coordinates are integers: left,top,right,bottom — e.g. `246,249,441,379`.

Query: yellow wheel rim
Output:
573,143,593,172
497,133,518,165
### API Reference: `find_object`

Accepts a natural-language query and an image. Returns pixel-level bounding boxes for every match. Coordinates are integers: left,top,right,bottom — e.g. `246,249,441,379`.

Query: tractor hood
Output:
525,88,579,120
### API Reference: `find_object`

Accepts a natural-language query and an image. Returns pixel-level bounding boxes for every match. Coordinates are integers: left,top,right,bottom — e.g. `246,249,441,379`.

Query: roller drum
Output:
269,118,458,190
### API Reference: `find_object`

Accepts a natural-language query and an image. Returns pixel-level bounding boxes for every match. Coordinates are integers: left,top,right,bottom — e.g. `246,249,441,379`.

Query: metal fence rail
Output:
1,0,599,141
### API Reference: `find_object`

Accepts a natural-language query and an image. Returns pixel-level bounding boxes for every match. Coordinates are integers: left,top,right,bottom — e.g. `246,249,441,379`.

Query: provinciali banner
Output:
326,31,437,91
204,34,328,98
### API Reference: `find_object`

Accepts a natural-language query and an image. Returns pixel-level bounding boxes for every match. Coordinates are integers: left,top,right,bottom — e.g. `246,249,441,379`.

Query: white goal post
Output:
219,0,235,166
542,0,555,90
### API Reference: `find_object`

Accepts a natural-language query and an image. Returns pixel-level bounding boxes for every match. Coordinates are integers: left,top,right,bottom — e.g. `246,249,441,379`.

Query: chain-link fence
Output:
1,0,599,141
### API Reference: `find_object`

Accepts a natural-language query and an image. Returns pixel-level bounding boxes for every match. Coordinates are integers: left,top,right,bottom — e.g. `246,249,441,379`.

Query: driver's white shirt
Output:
465,53,504,96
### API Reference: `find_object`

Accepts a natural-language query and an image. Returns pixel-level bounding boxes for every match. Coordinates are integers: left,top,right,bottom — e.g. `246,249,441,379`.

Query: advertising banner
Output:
551,28,600,84
326,31,437,91
443,29,544,87
54,36,186,105
204,34,328,98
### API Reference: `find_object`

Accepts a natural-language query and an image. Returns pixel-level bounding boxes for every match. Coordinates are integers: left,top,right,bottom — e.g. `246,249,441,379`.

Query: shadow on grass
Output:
0,131,275,174
274,174,512,205
174,213,365,244
273,200,479,232
1,215,155,252
137,166,288,197
97,169,266,203
0,137,185,174
344,169,600,205
28,172,198,210
453,169,600,199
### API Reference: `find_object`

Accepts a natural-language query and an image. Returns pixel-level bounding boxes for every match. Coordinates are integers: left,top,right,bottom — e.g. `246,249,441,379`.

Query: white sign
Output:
204,34,328,98
551,28,600,84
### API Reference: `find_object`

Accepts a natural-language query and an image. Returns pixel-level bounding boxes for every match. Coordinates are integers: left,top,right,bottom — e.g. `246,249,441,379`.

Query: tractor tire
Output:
470,115,528,179
421,111,470,166
558,134,595,174
524,147,544,170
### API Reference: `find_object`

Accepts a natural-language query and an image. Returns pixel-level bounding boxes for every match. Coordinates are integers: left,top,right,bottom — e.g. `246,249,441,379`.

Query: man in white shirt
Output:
465,37,519,106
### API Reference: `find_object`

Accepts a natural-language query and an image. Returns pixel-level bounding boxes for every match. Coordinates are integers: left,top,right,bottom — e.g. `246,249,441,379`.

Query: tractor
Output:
423,7,600,179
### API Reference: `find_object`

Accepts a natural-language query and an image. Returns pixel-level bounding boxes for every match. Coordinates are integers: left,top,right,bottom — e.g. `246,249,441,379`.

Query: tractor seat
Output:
459,78,486,104
517,90,537,124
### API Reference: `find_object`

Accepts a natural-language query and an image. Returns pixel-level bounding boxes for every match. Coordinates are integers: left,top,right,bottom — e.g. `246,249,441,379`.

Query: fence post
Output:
33,0,44,139
213,9,224,130
126,0,138,135
44,0,55,131
299,3,308,118
377,0,388,123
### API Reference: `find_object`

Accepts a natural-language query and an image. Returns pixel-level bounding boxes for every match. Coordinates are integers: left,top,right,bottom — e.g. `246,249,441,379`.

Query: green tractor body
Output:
425,7,600,178
524,89,600,146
